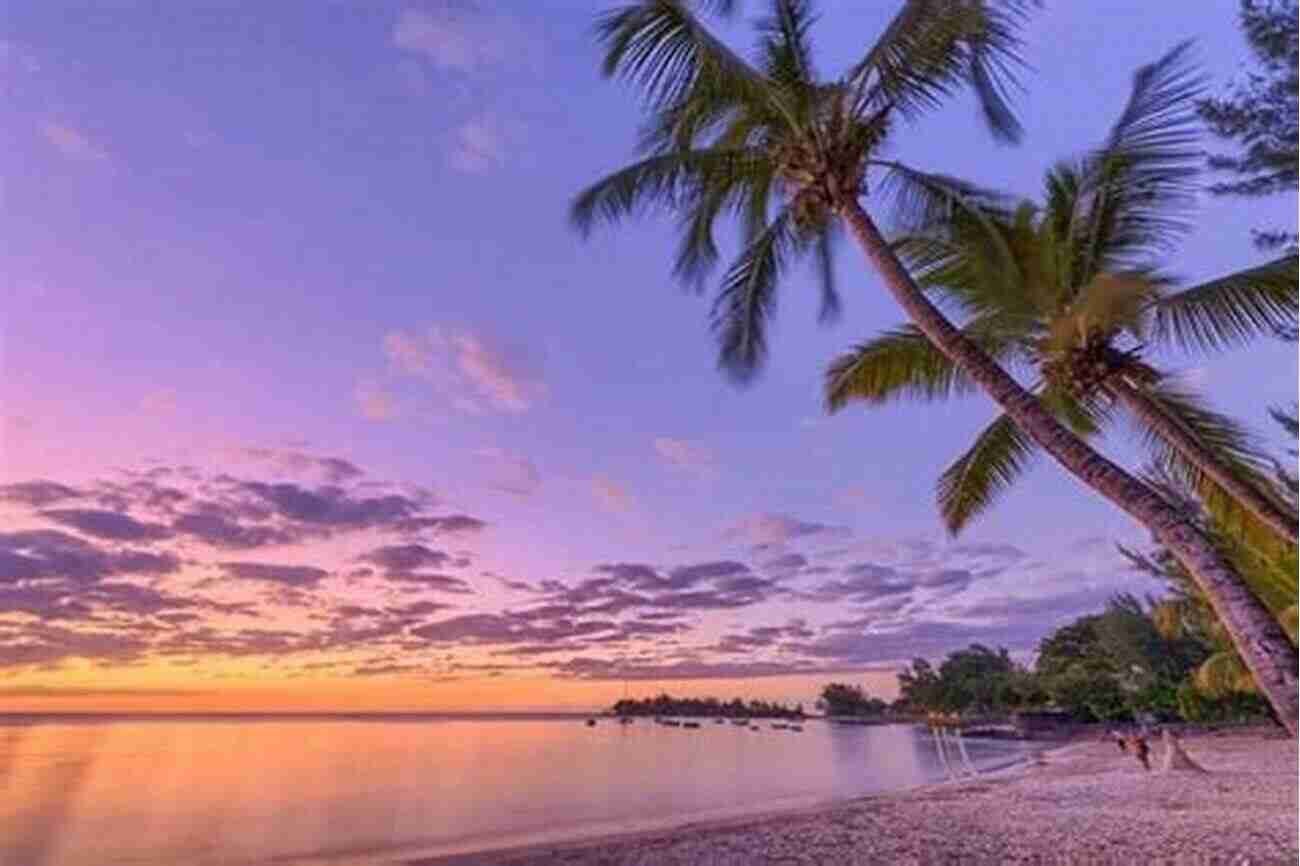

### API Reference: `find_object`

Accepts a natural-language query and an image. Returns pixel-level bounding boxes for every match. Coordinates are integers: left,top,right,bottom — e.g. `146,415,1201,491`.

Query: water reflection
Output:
0,717,1033,865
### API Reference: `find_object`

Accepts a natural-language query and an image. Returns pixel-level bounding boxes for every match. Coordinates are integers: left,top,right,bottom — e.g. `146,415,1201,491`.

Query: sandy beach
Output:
419,728,1298,866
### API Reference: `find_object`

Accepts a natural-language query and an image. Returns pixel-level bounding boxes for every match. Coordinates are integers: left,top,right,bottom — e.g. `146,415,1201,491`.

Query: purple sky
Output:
1,1,1295,710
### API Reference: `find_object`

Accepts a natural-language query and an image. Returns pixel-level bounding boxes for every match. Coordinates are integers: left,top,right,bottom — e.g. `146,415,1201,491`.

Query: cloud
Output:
394,514,487,536
359,543,451,572
237,481,419,531
40,509,173,542
476,448,540,496
0,481,82,508
724,513,851,547
0,530,179,584
219,562,330,587
241,448,364,484
355,382,398,421
591,476,633,513
42,121,107,161
447,115,507,174
653,438,716,478
384,327,545,412
392,5,513,72
172,509,300,550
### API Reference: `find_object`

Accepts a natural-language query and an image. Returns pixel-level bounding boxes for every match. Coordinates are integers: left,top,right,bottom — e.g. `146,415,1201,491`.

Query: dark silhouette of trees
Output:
612,693,804,719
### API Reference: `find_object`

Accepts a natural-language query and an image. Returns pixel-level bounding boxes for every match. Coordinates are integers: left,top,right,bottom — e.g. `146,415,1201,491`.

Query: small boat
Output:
663,719,682,727
683,721,701,729
771,723,788,730
586,719,597,727
731,719,750,726
788,724,804,732
714,718,726,725
749,725,760,731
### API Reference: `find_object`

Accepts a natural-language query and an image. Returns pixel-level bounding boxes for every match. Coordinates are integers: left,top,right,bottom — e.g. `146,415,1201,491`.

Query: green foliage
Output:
612,693,803,718
896,644,1026,715
1046,666,1130,722
574,0,1036,384
1197,0,1298,248
824,42,1298,537
816,682,888,716
1176,682,1273,723
1032,595,1210,722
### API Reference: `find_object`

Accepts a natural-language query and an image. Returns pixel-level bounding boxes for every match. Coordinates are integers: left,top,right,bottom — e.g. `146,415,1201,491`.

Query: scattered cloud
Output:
354,381,398,421
392,5,514,72
653,437,717,478
219,561,331,587
41,121,107,162
475,448,540,496
383,326,545,412
723,512,850,547
591,476,633,513
447,114,507,174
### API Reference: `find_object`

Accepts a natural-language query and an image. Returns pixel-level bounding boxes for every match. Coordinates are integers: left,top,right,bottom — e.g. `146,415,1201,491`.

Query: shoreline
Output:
406,729,1295,866
404,736,1086,866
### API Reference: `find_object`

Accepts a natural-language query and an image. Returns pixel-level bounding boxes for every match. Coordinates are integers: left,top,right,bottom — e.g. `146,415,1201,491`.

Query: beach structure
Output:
1160,729,1208,773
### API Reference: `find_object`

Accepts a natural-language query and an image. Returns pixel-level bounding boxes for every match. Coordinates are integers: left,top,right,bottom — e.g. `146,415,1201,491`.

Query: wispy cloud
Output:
41,121,107,162
591,476,634,513
724,512,850,548
392,4,515,73
447,114,507,174
475,448,540,497
653,437,717,479
354,381,398,421
383,326,545,413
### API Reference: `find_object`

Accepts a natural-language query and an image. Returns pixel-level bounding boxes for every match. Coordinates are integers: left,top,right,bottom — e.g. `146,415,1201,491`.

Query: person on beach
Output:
1112,730,1127,753
1130,733,1151,771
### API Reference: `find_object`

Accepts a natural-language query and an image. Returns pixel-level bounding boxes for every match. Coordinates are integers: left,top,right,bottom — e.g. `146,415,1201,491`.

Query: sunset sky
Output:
2,1,1295,712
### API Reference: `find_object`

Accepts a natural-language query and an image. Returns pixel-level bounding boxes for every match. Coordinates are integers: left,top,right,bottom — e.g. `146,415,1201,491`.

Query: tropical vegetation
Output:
816,682,889,717
824,42,1299,548
571,0,1298,732
612,694,805,718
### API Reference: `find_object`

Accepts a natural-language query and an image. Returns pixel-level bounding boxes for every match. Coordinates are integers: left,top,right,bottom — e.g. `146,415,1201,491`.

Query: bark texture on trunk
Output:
1106,376,1299,545
837,199,1299,736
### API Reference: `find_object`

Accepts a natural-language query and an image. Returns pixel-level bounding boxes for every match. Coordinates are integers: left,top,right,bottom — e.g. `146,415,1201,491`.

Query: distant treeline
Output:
612,694,804,719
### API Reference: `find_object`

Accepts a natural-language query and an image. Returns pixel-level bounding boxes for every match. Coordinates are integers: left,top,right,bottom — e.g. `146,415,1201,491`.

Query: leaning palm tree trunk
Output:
1105,376,1299,545
837,199,1300,736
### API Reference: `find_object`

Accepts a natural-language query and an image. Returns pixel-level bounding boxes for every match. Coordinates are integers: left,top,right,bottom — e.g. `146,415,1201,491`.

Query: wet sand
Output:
412,728,1297,866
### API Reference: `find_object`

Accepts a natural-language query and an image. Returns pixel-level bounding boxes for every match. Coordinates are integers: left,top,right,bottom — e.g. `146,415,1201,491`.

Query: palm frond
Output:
1073,41,1205,281
848,0,1034,143
597,0,775,114
936,411,1039,534
814,225,841,324
868,159,1014,237
824,324,975,411
1038,382,1111,437
1130,380,1272,478
570,148,766,237
1151,255,1300,354
1194,650,1255,697
758,0,817,92
1128,379,1294,556
711,208,804,382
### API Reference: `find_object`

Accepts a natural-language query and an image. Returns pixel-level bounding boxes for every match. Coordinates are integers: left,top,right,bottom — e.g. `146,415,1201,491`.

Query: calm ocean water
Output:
0,714,1034,865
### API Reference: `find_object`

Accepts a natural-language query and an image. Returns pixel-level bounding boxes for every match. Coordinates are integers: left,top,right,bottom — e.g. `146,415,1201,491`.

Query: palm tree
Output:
570,1,1299,733
1127,465,1297,715
824,43,1299,550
